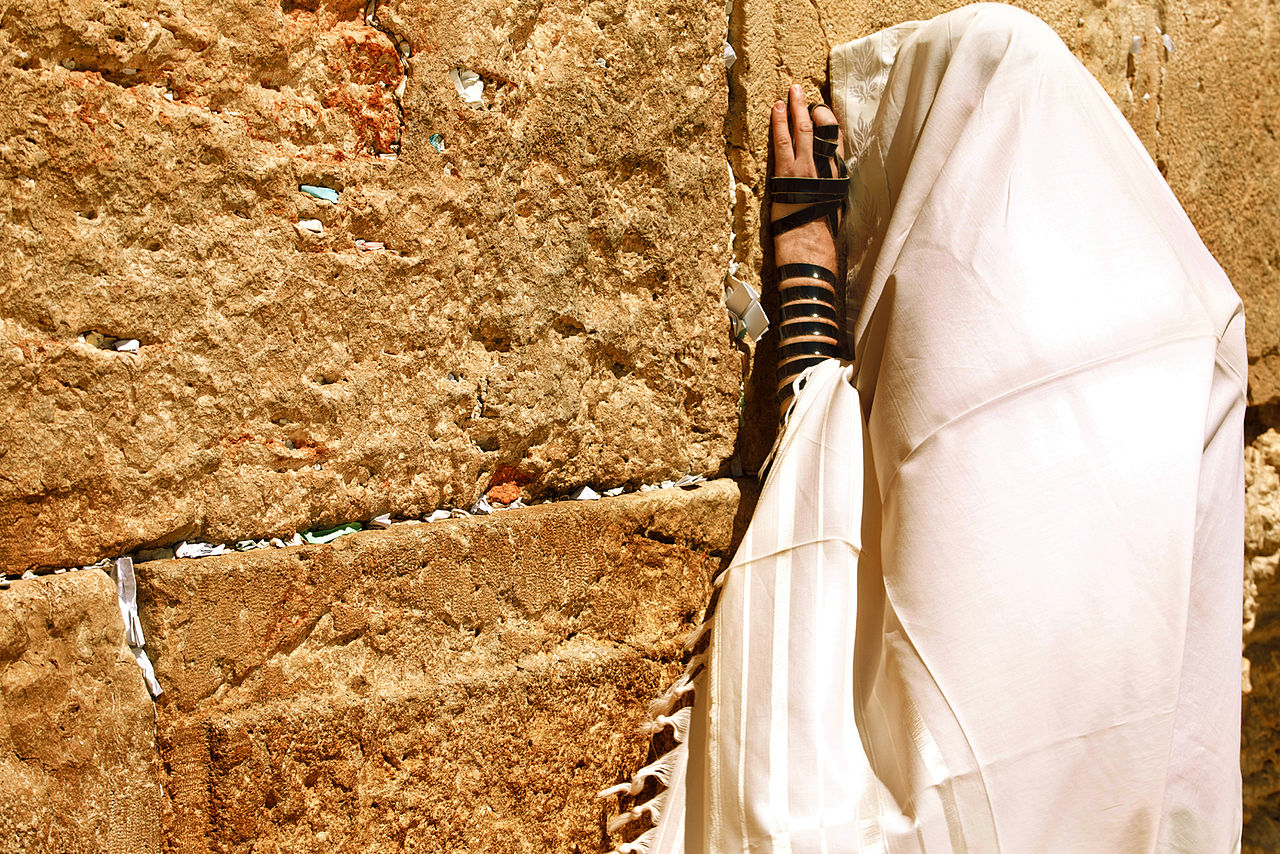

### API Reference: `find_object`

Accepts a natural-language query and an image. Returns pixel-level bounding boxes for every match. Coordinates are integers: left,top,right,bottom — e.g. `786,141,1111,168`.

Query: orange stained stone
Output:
486,482,521,505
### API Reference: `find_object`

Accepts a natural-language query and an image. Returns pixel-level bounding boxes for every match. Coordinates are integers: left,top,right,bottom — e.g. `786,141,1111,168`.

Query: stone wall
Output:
0,0,741,572
8,0,1274,574
2,0,1279,850
0,571,161,853
138,481,750,852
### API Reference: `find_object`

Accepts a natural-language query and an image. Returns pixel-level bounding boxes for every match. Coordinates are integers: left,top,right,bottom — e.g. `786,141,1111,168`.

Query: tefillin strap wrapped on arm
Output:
770,122,846,412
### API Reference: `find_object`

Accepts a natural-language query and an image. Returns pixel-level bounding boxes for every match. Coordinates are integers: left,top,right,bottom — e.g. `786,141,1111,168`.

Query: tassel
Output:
615,825,658,854
645,655,703,718
597,695,699,800
638,706,692,742
601,739,687,797
605,776,674,834
598,781,632,799
607,807,642,835
681,619,712,651
603,740,690,854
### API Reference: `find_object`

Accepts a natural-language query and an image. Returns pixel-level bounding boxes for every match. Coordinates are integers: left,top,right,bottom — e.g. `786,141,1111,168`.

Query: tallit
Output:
602,6,1246,852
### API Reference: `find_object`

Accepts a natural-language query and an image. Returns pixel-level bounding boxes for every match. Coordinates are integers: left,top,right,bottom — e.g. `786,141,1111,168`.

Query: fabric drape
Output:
603,6,1246,852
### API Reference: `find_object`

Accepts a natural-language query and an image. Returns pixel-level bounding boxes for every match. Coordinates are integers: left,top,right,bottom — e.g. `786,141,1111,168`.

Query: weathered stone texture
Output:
3,0,1279,845
728,0,1280,463
1246,429,1280,849
0,0,742,573
0,570,161,853
137,480,754,852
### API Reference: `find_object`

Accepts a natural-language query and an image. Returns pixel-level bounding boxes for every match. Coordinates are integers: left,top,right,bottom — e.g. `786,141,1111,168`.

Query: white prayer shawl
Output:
602,5,1246,852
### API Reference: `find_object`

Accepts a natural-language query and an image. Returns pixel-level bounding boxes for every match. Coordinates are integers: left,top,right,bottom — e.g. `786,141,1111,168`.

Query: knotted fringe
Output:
637,705,691,741
598,729,687,800
607,739,689,853
646,654,704,719
597,623,709,853
602,728,689,831
682,620,712,652
596,364,830,854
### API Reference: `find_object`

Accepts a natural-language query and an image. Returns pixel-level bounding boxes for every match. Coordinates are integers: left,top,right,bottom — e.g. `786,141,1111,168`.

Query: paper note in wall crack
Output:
111,557,146,647
302,523,361,545
133,648,163,696
175,541,227,559
449,68,483,104
724,275,769,342
299,184,340,203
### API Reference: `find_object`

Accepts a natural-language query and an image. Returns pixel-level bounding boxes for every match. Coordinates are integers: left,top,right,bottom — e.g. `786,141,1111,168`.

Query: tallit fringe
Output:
599,377,795,853
597,613,710,853
597,704,694,795
681,620,712,651
601,714,691,800
616,826,662,854
646,653,703,718
602,740,689,851
637,705,692,740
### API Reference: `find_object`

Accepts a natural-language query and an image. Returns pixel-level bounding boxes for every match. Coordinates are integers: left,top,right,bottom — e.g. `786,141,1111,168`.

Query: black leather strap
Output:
772,114,848,383
779,284,837,303
778,263,838,287
770,176,848,204
771,200,843,235
769,115,848,243
812,124,847,234
814,138,839,161
780,317,841,339
776,354,830,404
780,339,841,361
780,299,839,322
778,351,832,372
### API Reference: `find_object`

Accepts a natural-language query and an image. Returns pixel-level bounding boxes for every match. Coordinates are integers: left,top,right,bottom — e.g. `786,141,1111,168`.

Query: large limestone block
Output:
728,0,1280,461
0,0,742,573
137,479,754,852
1245,428,1280,849
0,570,161,853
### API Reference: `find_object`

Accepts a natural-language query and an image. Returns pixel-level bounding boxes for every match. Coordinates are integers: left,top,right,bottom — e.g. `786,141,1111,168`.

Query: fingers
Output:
810,103,839,179
788,83,813,170
810,103,838,133
771,98,794,173
772,84,821,176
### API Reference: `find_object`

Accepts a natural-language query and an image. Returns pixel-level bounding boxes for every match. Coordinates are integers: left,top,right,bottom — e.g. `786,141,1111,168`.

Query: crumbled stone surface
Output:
1245,429,1280,849
0,570,161,854
137,480,754,852
0,0,741,573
